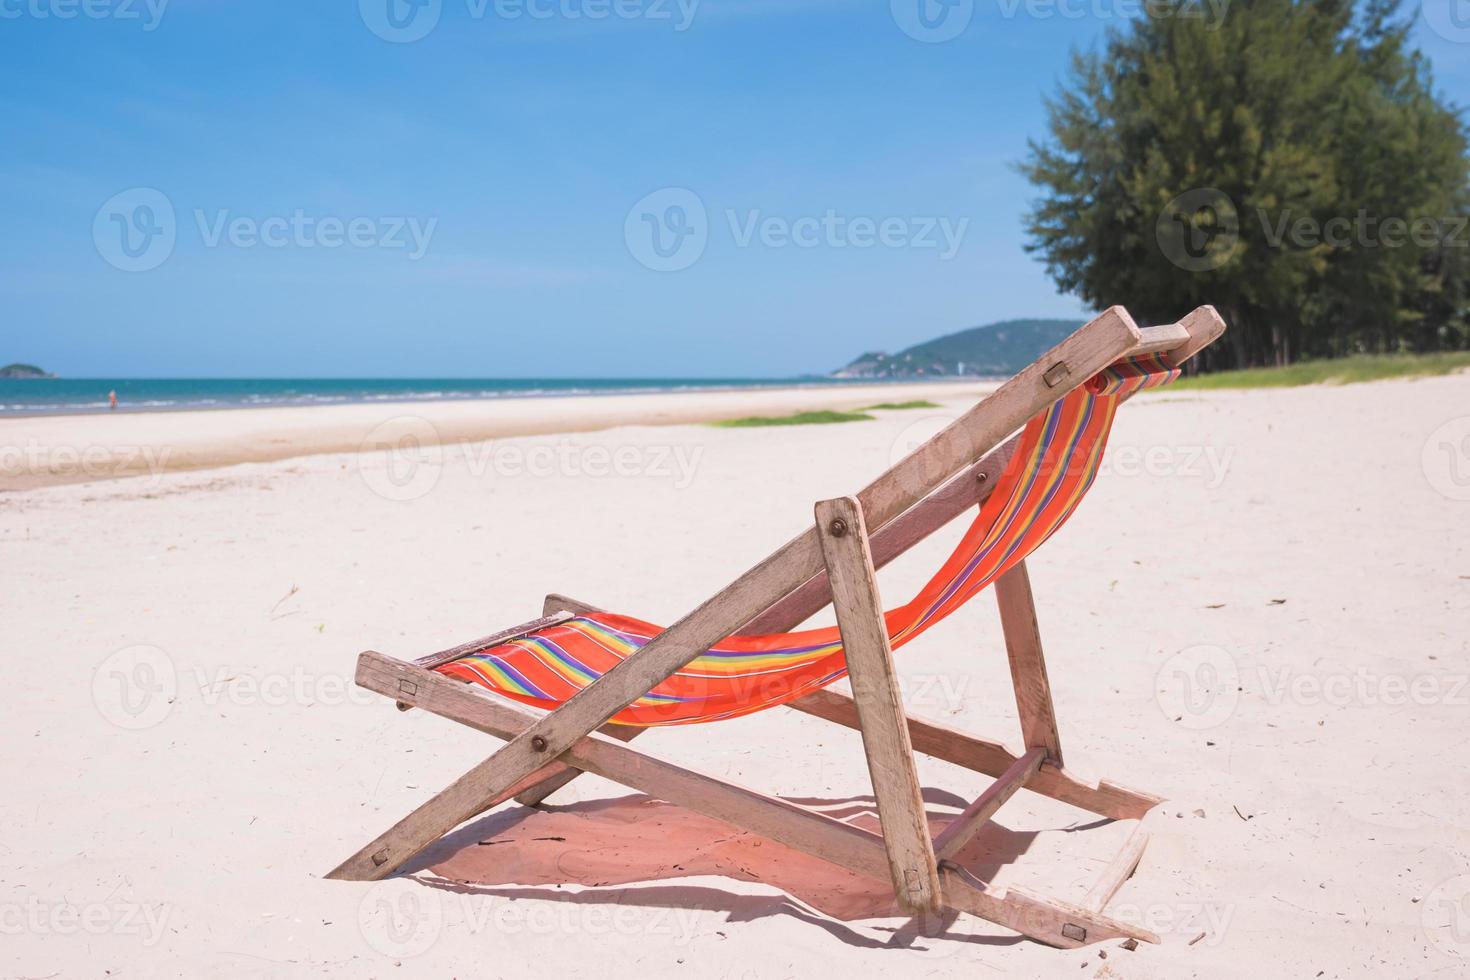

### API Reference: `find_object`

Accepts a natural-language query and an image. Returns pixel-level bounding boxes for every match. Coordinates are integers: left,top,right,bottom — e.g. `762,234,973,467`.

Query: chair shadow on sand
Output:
405,789,1112,952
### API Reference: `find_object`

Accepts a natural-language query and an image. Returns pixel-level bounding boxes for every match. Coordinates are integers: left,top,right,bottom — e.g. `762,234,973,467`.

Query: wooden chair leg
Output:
994,560,1063,765
816,495,942,916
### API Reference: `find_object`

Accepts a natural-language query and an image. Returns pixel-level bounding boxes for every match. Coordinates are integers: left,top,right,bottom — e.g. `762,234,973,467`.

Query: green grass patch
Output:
860,399,943,410
711,409,876,428
1169,351,1470,391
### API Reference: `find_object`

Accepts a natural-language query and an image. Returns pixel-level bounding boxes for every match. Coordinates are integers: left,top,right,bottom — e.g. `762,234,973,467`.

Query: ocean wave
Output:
0,376,916,416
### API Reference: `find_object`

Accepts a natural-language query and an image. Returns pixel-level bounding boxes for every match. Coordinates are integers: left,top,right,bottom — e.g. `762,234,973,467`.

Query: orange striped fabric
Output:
437,354,1179,726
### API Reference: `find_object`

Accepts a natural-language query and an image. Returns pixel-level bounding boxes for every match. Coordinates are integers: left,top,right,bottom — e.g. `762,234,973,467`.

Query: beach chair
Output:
328,305,1226,949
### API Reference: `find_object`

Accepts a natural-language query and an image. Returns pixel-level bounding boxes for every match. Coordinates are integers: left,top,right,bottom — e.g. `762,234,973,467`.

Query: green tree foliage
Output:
1019,0,1469,370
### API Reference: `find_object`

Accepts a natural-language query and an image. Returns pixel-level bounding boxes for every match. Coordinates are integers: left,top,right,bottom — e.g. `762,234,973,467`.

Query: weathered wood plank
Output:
931,748,1044,861
410,612,574,672
787,689,1159,820
1084,819,1150,911
512,721,642,807
994,561,1064,764
1129,322,1191,355
1161,306,1227,366
741,438,1019,635
815,496,941,915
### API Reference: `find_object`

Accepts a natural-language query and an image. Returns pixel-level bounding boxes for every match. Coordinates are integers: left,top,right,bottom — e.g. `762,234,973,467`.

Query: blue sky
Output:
3,0,1467,378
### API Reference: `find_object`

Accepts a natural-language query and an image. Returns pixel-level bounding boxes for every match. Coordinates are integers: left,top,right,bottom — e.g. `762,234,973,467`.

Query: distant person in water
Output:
109,390,118,411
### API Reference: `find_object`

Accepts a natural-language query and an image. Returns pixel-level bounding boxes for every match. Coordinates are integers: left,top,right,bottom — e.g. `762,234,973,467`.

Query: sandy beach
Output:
4,373,1469,977
0,380,992,492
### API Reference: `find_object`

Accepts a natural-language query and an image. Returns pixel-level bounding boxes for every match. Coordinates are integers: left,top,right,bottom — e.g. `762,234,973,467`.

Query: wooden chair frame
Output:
327,305,1226,949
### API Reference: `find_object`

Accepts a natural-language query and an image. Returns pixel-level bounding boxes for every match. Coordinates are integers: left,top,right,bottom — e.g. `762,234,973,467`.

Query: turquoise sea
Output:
0,376,888,416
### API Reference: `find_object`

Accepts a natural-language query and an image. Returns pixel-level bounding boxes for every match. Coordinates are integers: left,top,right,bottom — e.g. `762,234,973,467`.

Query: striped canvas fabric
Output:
437,354,1180,726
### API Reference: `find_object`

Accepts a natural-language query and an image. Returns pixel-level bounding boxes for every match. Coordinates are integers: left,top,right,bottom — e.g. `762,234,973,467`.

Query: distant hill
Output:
833,319,1081,379
0,363,52,379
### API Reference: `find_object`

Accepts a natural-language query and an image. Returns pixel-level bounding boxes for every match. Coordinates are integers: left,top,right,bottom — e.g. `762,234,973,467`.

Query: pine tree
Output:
1019,0,1469,369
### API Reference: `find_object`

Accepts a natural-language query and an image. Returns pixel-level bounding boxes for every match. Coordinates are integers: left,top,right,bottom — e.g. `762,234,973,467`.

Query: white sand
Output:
3,374,1468,977
0,380,991,491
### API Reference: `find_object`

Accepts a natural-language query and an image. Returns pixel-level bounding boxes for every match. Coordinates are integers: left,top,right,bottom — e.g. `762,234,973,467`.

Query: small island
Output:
0,363,53,379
